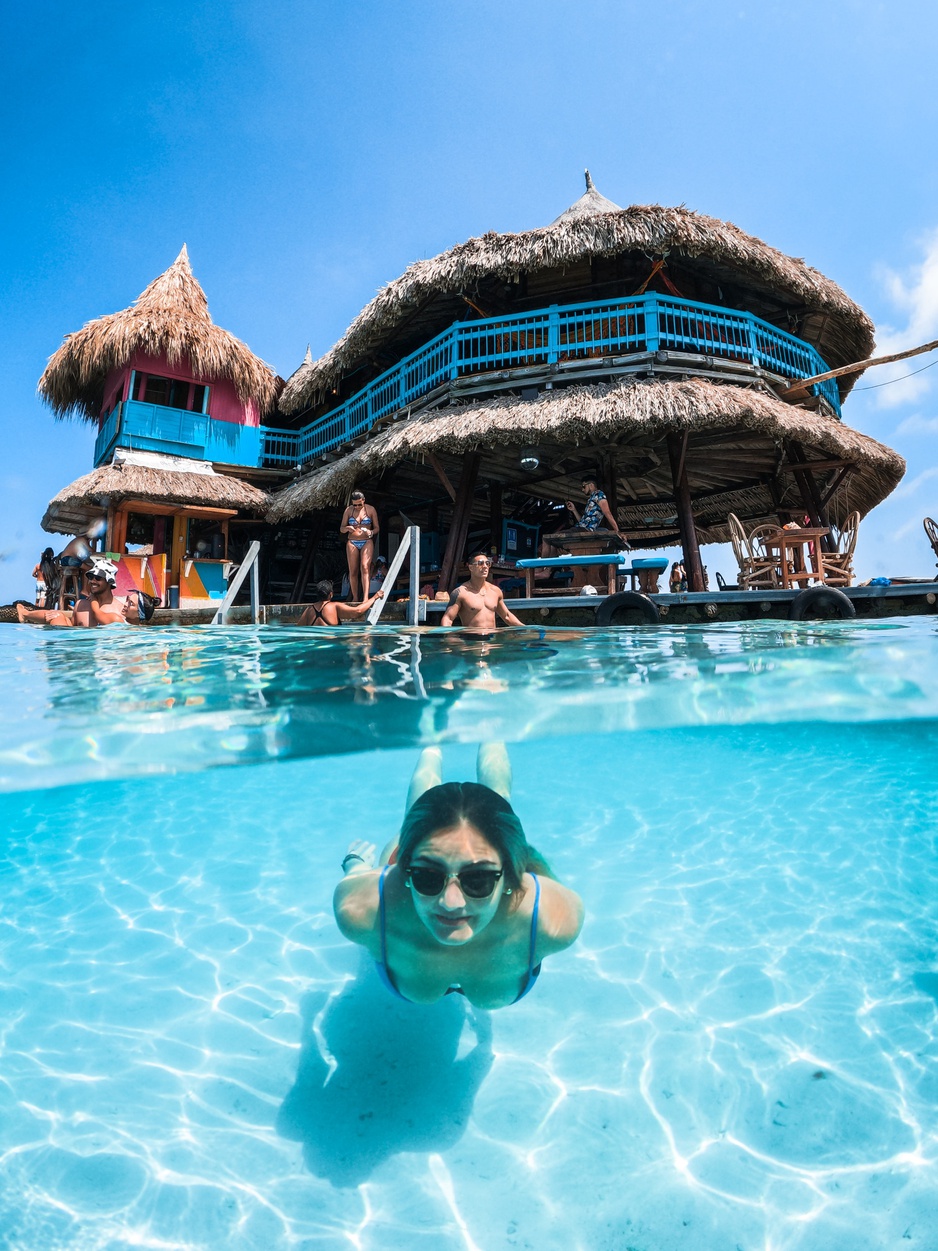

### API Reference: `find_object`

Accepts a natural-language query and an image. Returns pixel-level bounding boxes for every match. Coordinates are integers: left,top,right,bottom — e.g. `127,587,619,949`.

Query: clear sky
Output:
2,0,937,600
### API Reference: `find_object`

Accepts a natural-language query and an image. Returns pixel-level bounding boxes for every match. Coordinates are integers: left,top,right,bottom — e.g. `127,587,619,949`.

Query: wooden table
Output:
541,529,626,589
764,527,830,589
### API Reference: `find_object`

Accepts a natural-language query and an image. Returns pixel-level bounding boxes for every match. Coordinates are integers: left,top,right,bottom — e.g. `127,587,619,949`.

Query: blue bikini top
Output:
375,865,542,1004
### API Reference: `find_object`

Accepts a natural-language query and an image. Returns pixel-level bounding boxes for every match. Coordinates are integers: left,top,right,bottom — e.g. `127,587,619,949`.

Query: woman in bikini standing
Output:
340,490,380,602
333,744,584,1009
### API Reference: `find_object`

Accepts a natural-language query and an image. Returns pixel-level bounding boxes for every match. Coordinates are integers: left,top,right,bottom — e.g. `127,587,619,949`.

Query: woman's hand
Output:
341,839,376,875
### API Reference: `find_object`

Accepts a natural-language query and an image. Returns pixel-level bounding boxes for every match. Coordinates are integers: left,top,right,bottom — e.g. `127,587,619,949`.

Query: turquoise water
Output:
1,620,937,1250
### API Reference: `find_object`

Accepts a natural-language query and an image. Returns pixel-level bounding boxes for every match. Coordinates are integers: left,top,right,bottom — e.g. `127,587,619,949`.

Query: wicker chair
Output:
925,517,938,573
822,511,860,587
727,514,779,590
748,525,785,588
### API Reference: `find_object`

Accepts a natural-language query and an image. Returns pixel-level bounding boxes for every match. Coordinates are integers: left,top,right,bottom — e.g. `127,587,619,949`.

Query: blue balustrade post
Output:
645,295,659,352
548,305,560,364
746,312,760,366
449,327,458,380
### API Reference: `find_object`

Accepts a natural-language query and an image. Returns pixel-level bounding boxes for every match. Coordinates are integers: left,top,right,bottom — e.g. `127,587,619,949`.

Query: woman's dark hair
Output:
311,579,333,600
398,782,552,904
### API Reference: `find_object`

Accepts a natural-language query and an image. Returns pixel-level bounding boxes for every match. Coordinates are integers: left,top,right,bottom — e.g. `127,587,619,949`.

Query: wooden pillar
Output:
290,511,325,602
488,481,503,554
667,432,705,592
787,442,835,552
602,451,619,522
438,452,480,592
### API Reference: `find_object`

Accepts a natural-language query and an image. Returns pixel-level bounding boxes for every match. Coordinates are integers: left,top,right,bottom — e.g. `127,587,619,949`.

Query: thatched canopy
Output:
39,246,281,421
42,450,268,535
267,378,903,542
281,182,874,416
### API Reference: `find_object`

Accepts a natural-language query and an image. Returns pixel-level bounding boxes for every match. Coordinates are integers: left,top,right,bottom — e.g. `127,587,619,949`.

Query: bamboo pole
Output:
778,339,938,398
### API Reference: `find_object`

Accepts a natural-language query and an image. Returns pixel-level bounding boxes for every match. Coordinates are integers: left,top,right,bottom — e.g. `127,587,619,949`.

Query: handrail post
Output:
747,311,760,367
547,304,560,364
407,525,420,625
210,540,261,625
250,550,260,623
645,294,660,353
366,526,416,625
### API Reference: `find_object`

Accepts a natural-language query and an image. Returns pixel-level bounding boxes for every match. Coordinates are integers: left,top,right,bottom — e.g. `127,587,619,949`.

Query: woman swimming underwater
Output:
333,745,584,1009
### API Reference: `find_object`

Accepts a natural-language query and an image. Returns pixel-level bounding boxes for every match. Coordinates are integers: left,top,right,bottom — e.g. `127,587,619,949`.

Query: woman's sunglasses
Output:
406,865,503,898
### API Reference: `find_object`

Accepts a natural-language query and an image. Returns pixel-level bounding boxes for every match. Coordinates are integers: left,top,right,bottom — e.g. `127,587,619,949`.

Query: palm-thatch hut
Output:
38,247,280,606
271,175,903,593
39,244,281,421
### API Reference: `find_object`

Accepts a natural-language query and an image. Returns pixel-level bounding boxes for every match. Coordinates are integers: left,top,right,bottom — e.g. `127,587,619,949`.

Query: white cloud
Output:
894,413,938,436
891,465,938,500
872,230,938,408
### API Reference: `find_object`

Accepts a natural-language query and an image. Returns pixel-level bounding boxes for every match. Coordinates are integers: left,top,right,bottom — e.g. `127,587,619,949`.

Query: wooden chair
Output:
925,517,938,572
727,514,778,590
822,511,860,586
747,525,784,588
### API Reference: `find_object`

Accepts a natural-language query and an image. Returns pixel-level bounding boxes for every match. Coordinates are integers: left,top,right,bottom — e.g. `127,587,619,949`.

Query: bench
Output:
516,554,624,597
516,554,671,598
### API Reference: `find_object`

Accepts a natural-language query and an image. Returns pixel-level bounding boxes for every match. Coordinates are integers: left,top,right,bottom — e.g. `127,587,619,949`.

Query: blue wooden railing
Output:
260,294,841,468
94,294,841,471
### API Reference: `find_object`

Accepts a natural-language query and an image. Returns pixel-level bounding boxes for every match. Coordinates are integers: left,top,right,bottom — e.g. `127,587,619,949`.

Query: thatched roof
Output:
280,185,875,415
550,169,622,223
267,378,903,538
39,246,281,421
42,449,268,535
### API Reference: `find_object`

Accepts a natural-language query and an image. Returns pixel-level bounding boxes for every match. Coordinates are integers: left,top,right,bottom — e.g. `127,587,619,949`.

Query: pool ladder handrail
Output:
367,525,423,626
211,540,261,625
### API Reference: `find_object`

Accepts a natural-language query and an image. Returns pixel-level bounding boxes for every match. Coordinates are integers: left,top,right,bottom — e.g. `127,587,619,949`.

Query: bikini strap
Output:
528,874,540,975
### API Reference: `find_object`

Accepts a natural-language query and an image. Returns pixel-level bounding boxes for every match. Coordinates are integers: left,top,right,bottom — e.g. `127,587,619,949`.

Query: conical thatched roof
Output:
280,188,875,415
267,378,903,540
39,246,281,421
550,170,622,223
42,449,268,535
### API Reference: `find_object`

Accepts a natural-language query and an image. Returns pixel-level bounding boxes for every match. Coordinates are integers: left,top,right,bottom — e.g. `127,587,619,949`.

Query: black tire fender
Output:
789,586,856,620
595,591,660,626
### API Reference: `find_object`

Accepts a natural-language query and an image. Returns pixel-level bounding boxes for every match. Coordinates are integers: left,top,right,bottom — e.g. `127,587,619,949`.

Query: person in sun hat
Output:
333,743,583,1008
16,557,138,628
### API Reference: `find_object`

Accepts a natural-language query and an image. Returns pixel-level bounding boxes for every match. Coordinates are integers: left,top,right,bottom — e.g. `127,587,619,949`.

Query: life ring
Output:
595,591,660,626
789,586,856,621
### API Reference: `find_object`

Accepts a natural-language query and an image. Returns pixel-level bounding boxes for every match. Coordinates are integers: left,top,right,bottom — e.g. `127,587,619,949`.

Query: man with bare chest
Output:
440,554,524,629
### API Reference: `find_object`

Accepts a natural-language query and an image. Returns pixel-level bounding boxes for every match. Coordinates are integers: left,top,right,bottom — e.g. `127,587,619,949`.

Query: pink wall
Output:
100,353,259,428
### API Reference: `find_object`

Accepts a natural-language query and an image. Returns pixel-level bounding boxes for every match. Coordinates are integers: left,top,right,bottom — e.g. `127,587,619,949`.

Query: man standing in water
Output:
440,554,524,629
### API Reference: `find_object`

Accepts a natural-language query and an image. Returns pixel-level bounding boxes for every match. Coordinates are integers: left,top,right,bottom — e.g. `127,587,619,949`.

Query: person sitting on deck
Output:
538,475,628,561
295,579,383,626
440,554,525,630
334,743,584,1008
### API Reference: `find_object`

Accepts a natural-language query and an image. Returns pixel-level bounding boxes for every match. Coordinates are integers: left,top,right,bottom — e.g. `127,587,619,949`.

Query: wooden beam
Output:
488,481,503,553
438,453,480,592
667,432,705,592
290,512,325,602
428,453,457,501
778,459,854,475
819,464,855,511
786,442,835,552
778,337,938,398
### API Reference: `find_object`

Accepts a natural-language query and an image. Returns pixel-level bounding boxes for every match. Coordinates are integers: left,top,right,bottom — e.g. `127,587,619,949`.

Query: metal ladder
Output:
367,526,424,626
210,540,261,625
